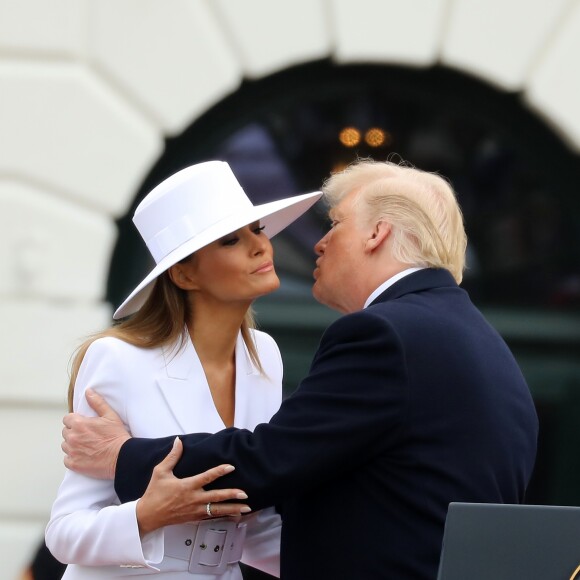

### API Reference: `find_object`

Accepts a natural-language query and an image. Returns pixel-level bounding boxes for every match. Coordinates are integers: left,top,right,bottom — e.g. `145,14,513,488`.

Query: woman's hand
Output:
136,437,250,536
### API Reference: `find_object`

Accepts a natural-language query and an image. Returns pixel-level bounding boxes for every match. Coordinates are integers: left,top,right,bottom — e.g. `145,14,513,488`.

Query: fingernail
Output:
173,437,180,446
236,492,248,500
241,506,252,513
223,465,235,473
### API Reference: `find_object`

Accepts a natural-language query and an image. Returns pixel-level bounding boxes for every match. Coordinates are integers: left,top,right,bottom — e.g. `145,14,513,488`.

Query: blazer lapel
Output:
232,332,259,428
156,339,217,433
155,332,258,433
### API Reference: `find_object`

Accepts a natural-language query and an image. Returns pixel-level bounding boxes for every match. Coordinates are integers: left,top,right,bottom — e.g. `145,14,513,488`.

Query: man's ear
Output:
168,262,199,291
365,221,391,253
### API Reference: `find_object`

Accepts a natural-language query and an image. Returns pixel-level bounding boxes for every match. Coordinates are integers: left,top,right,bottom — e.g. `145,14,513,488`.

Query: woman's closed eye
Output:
220,235,239,247
220,225,265,246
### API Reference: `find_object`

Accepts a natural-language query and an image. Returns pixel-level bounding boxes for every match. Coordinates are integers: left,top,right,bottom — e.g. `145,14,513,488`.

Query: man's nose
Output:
314,233,328,256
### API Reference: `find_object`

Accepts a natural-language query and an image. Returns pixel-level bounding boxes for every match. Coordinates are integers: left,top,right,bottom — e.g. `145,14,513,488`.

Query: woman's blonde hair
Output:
322,159,467,283
67,265,262,411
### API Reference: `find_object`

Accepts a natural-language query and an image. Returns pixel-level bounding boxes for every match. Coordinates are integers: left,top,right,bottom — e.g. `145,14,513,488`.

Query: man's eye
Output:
329,220,338,229
254,225,266,234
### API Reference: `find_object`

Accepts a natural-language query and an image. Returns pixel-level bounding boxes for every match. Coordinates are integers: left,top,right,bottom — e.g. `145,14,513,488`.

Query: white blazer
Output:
46,329,283,579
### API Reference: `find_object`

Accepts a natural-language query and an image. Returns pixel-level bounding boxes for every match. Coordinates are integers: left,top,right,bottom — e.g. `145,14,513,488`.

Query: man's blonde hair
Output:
322,159,467,283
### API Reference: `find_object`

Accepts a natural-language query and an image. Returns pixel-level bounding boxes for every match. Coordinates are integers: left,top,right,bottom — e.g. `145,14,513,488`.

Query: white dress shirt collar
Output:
364,267,425,309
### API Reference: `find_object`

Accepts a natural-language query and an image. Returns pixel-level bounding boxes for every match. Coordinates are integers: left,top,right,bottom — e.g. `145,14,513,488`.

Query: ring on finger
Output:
206,502,213,517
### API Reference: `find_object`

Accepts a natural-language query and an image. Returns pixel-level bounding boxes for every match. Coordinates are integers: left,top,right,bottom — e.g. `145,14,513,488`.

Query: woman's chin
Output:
261,276,281,296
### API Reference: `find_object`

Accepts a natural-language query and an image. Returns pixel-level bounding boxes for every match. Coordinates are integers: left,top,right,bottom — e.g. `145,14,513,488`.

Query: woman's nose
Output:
252,233,268,255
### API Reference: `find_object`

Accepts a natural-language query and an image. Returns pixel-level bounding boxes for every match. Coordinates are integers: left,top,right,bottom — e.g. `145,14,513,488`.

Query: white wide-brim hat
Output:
114,160,322,319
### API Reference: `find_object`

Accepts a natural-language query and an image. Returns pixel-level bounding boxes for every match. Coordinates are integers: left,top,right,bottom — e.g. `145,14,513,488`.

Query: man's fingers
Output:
85,388,121,421
62,413,74,429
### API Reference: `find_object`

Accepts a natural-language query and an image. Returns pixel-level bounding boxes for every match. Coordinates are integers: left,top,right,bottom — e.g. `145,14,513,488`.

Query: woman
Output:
45,160,321,578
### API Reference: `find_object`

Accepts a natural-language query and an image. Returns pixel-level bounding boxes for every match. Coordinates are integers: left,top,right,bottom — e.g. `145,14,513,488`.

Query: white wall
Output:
1,0,580,576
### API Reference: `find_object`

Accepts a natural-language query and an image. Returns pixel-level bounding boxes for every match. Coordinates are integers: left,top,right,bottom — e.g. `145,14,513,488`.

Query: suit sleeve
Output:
116,312,408,509
46,339,164,568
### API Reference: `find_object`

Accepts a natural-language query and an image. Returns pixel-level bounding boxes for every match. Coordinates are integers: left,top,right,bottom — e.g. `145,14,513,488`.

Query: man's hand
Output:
62,389,130,479
136,437,250,536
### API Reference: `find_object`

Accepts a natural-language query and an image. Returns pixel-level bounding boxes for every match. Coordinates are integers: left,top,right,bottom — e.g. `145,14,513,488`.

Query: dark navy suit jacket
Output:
116,269,538,580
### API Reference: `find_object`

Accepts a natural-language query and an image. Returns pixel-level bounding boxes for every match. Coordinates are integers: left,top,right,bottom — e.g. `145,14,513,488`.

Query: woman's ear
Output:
168,261,199,291
365,221,391,253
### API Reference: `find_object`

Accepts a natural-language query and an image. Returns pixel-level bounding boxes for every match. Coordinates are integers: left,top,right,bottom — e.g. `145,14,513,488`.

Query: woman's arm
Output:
46,339,249,567
45,338,163,568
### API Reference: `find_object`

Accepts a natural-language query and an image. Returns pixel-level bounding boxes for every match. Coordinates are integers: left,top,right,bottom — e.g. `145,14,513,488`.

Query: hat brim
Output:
113,190,322,319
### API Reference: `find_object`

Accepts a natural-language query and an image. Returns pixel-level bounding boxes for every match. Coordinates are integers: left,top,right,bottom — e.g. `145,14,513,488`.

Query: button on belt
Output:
164,519,247,575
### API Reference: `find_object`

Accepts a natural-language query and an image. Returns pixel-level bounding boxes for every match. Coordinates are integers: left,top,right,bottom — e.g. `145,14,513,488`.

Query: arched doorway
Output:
109,59,580,507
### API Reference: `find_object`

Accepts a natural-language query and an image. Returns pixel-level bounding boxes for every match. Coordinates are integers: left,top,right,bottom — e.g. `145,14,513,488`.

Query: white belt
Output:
163,519,247,575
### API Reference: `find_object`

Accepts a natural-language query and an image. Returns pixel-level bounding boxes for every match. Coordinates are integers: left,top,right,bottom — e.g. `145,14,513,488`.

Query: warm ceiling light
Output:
339,127,361,147
365,127,388,147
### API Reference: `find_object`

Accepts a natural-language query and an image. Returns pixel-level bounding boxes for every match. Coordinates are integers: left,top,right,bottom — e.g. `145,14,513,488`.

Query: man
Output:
63,159,538,579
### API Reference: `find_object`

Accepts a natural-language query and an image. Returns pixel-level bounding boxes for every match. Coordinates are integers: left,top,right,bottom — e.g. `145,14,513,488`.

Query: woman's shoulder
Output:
83,336,164,366
75,336,165,396
86,335,139,355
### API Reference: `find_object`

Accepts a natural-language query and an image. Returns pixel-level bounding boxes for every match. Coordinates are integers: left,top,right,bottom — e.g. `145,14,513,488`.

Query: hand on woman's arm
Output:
136,437,250,536
63,389,251,536
62,388,130,479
